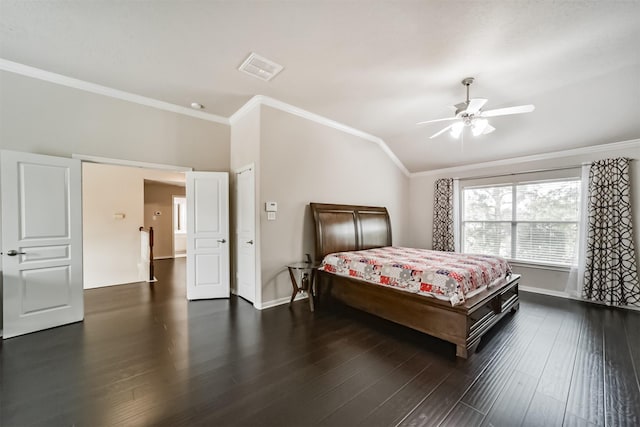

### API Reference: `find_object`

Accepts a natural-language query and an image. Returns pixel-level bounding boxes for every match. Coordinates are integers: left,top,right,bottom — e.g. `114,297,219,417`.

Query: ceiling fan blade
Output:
429,124,455,139
481,104,535,117
466,98,488,114
482,124,496,135
416,117,459,125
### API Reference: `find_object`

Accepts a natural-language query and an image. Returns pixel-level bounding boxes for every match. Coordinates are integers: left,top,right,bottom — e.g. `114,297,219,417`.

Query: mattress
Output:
320,246,512,306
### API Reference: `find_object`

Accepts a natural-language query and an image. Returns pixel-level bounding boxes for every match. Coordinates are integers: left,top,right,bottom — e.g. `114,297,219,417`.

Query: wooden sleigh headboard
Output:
310,203,392,262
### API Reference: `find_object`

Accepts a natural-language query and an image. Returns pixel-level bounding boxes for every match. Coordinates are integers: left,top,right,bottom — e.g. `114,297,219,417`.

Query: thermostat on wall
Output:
265,202,277,212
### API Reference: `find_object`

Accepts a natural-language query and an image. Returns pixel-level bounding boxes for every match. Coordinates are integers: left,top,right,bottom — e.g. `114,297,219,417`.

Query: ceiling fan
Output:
417,77,535,139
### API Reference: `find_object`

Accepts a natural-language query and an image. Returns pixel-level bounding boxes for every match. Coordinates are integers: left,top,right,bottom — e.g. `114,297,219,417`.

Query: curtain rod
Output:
456,163,590,182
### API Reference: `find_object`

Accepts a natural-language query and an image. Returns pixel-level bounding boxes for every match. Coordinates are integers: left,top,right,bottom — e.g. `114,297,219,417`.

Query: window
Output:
461,178,581,266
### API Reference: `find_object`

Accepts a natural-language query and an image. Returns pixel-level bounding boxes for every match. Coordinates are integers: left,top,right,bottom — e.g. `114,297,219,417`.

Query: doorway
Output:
142,179,187,265
81,162,187,289
1,150,234,339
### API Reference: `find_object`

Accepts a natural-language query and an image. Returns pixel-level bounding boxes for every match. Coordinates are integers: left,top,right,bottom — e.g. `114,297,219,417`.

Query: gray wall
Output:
0,71,230,171
258,106,410,304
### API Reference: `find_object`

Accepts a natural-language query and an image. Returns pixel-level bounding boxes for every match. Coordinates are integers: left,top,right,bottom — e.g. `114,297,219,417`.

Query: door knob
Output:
6,249,26,256
217,239,226,243
247,240,253,245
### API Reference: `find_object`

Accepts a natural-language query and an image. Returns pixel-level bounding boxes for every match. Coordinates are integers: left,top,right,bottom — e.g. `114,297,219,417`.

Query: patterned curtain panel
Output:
583,158,640,306
432,178,455,252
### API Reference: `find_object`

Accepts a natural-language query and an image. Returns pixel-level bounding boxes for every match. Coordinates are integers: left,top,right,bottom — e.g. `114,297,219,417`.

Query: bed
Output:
310,202,520,359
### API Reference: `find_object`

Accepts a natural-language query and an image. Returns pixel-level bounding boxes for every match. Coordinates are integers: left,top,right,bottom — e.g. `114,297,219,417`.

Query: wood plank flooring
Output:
1,258,640,426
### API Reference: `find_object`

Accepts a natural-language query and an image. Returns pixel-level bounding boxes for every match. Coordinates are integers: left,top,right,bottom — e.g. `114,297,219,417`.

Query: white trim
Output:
230,95,411,177
0,58,229,125
261,96,410,177
259,292,309,310
3,59,410,176
229,95,262,124
510,261,572,273
452,179,461,252
73,154,193,172
153,256,174,260
519,285,640,312
519,285,569,299
411,139,640,178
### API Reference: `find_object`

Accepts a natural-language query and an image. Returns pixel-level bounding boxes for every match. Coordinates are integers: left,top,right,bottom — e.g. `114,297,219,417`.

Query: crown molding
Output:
6,59,638,182
229,95,262,124
410,138,640,178
0,58,229,125
231,95,411,177
2,59,411,176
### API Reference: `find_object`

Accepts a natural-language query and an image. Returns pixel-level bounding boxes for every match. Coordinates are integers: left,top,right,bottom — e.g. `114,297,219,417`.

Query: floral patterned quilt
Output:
320,247,512,306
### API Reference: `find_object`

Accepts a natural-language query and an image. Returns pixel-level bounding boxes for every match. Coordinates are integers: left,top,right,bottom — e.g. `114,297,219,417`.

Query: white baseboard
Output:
174,253,186,258
259,292,309,310
519,285,640,312
153,256,174,260
519,286,569,299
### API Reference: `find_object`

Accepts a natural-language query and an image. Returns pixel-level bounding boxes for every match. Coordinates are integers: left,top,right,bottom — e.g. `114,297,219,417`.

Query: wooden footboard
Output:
316,271,520,359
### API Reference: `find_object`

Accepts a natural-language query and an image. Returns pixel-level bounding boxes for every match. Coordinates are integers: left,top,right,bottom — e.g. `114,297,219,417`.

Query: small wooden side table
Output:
287,262,321,312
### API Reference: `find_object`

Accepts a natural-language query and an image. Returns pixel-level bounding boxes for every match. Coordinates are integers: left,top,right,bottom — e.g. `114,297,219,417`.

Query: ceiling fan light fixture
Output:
472,118,489,136
450,122,464,139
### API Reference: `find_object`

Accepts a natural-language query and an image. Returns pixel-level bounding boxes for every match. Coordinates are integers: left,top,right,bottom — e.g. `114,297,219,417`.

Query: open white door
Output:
235,166,256,303
1,150,83,338
186,172,229,300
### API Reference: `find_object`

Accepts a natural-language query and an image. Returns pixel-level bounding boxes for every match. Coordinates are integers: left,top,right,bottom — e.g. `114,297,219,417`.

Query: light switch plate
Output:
267,212,276,220
265,201,278,212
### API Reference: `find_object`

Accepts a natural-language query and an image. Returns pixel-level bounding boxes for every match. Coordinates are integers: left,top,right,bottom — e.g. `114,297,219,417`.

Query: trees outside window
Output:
462,179,580,265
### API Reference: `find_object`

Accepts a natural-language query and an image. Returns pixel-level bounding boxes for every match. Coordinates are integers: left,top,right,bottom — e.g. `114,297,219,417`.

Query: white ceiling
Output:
1,1,639,172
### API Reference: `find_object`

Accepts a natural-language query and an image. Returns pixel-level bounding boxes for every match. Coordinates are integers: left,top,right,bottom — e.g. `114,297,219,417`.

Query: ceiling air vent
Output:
238,52,283,82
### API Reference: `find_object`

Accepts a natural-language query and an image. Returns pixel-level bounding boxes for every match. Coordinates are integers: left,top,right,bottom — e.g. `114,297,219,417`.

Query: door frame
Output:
72,154,193,172
172,195,187,258
233,163,262,309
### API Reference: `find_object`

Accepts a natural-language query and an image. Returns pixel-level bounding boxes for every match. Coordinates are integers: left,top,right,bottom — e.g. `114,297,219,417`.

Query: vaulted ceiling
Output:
1,1,639,172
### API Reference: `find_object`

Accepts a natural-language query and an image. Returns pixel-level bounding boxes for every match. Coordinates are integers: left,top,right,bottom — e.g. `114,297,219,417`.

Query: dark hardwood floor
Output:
2,258,640,426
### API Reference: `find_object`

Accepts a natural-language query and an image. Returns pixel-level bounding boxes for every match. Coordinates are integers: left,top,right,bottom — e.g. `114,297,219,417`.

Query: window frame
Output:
460,175,581,269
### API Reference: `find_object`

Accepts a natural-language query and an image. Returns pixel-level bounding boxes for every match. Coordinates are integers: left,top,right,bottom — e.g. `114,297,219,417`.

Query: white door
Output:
235,166,256,303
186,172,229,300
1,150,83,338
